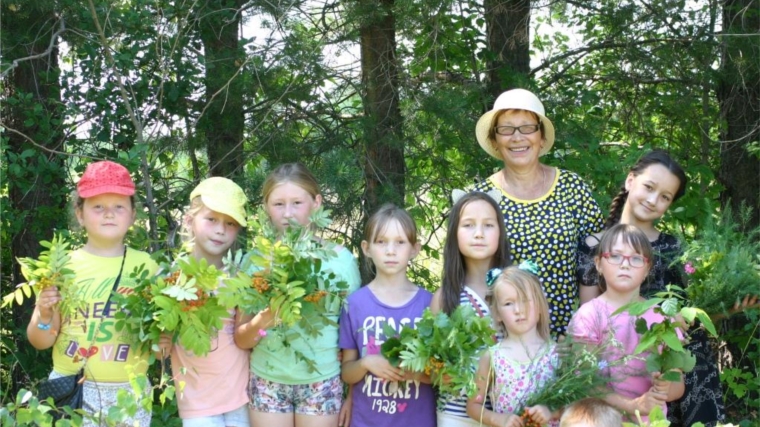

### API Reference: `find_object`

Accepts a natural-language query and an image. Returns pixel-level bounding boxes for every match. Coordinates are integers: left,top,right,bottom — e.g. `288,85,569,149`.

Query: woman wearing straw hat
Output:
473,88,604,337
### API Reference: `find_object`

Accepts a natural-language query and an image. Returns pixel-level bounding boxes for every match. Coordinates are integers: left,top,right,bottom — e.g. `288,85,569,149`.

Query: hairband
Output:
485,260,540,288
486,268,502,288
518,260,539,276
451,188,502,204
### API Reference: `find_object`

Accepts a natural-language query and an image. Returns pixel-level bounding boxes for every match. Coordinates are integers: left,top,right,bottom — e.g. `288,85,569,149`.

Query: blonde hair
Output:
180,197,240,252
262,163,321,203
491,267,551,341
559,398,622,427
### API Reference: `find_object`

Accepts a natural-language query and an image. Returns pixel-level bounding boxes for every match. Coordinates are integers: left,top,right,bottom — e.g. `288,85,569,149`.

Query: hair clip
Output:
518,260,539,276
486,268,503,288
451,188,502,204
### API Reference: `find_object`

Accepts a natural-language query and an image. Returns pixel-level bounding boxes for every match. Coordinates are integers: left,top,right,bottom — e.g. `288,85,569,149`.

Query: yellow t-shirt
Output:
52,248,158,382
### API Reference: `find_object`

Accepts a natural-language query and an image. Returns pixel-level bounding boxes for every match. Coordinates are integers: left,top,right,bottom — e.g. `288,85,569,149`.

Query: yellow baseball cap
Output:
189,177,248,226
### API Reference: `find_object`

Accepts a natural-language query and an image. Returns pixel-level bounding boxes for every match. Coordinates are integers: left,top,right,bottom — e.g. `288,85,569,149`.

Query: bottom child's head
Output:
361,204,420,274
594,224,653,293
559,398,622,427
490,267,550,340
183,177,248,255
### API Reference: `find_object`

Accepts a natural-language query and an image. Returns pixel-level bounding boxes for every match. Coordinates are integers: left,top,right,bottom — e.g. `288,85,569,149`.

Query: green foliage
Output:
617,286,717,382
679,205,760,315
380,305,495,398
2,234,83,319
114,255,229,357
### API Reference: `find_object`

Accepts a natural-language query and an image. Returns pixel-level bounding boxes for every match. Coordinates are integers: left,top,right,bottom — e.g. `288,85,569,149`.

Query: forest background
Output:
1,0,758,424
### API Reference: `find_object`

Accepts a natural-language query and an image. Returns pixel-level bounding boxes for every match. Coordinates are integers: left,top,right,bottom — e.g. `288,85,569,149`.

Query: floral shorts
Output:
248,373,342,415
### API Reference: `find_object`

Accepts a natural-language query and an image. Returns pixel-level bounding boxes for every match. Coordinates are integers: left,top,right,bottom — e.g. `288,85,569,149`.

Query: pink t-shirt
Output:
171,311,250,419
569,298,676,423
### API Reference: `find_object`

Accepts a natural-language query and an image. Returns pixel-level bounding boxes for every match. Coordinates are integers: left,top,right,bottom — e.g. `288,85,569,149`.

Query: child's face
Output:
76,193,135,245
494,282,538,337
189,205,240,261
361,218,420,277
625,164,681,223
265,182,322,232
456,200,501,262
596,235,650,296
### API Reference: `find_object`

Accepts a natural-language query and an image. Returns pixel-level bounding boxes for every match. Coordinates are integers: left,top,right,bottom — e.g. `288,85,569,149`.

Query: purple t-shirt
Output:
339,286,436,427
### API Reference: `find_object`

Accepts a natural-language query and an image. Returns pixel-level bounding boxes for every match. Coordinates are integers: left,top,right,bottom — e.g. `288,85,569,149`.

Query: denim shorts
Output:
249,373,342,415
182,404,250,427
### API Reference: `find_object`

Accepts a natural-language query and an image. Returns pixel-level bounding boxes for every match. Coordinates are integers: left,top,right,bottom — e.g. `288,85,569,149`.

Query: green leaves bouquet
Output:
114,255,230,357
616,286,717,382
3,234,84,321
219,207,349,342
679,206,760,315
380,305,496,398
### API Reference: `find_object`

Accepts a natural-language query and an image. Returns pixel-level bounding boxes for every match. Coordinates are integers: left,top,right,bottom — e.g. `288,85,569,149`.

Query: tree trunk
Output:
196,0,245,178
359,0,405,280
718,0,760,228
484,0,531,99
1,2,67,392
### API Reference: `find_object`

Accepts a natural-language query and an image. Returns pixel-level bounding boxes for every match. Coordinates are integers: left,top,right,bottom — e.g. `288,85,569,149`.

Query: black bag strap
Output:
80,246,127,375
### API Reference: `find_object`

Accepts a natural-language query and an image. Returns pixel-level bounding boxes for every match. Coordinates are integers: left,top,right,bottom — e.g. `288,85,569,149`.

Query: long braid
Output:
605,186,628,229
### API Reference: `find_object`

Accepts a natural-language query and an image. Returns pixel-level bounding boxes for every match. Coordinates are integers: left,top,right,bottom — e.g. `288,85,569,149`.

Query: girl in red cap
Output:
26,160,158,426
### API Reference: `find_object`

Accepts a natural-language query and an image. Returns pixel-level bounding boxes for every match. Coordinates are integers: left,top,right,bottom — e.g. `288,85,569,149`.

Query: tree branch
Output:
1,16,66,78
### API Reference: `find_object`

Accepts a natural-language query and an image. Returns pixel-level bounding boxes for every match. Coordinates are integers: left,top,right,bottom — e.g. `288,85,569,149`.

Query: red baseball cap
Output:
77,161,136,198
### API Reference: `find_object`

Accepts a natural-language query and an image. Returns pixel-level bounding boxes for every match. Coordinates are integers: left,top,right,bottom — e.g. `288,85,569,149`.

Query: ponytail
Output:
604,186,628,229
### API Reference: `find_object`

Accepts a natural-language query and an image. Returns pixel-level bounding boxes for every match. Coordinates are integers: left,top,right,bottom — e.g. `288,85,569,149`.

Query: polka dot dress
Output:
474,169,603,336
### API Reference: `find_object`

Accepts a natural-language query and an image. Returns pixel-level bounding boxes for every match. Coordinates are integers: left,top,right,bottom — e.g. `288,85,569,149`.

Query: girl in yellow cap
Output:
158,177,252,427
26,160,159,426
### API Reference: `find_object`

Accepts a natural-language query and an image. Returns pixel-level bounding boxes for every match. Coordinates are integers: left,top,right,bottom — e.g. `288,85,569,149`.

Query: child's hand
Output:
523,405,552,425
495,413,523,427
256,307,276,329
633,388,667,415
36,286,61,319
361,354,405,382
158,333,173,354
734,294,760,312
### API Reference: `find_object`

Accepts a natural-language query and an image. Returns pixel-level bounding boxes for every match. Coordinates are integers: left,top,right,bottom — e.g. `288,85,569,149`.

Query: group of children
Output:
26,150,723,427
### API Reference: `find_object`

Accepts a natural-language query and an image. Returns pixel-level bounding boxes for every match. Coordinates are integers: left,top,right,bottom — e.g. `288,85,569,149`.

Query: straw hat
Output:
475,89,555,160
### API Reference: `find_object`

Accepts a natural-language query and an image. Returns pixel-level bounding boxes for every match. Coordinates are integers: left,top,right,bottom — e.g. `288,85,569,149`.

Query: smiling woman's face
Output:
492,109,545,169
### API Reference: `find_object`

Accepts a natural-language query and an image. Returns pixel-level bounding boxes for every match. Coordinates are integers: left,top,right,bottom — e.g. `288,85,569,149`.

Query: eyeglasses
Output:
494,124,541,136
601,252,648,268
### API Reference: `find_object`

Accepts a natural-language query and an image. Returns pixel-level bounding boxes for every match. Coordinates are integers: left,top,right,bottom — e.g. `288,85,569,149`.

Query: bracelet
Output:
37,321,52,331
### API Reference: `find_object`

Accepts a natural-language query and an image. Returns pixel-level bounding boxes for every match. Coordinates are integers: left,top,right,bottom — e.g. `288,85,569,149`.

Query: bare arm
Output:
234,308,275,349
466,352,520,427
26,287,62,350
341,349,405,385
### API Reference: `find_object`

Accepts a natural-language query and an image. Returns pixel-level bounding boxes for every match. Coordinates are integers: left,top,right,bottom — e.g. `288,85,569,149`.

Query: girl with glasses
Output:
576,150,726,427
569,224,684,424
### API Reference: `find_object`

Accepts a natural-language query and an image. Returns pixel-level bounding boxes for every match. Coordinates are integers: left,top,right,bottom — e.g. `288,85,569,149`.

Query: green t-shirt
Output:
251,246,361,384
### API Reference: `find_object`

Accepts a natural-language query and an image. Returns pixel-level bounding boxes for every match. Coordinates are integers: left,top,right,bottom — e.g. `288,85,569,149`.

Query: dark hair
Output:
440,191,511,315
595,224,653,292
605,150,688,229
363,204,418,273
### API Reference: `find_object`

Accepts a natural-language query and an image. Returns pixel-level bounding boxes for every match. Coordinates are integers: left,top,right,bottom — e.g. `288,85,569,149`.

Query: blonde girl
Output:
339,204,436,427
467,266,559,427
159,177,251,427
234,163,361,427
430,190,511,427
570,224,684,424
27,160,158,426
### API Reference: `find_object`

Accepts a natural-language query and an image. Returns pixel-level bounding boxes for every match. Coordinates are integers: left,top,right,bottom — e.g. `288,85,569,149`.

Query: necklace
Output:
501,166,547,199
